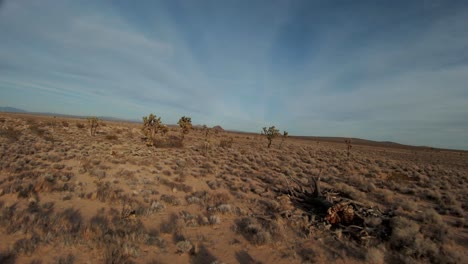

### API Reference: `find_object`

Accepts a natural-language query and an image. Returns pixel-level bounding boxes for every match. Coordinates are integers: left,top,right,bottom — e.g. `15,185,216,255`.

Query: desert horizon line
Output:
1,105,466,152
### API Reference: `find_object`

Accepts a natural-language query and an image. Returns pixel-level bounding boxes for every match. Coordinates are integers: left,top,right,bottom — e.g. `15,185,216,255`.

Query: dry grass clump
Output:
0,251,16,264
90,181,124,203
235,217,283,246
0,203,83,255
335,182,367,202
0,126,21,141
54,254,75,264
159,213,184,235
160,194,181,206
29,123,46,137
153,135,183,148
219,137,234,148
12,233,41,255
105,134,118,140
388,215,454,263
365,247,385,264
159,178,193,193
82,210,147,262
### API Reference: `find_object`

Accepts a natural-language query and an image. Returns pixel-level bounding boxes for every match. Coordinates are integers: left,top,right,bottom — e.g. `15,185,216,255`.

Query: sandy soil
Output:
0,113,466,264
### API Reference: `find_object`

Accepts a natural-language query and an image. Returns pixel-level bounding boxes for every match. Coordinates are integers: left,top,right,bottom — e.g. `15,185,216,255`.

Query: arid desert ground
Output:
0,112,467,264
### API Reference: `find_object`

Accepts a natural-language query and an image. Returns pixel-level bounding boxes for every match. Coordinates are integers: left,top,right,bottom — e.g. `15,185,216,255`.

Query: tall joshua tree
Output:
261,126,280,148
87,117,99,136
178,116,192,142
142,114,162,146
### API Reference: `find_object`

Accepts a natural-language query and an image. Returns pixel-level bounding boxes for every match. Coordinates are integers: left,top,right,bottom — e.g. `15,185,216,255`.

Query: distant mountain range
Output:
0,106,138,123
0,106,27,113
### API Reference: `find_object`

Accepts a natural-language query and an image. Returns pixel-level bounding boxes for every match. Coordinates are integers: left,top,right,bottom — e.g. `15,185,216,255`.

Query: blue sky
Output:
0,0,467,150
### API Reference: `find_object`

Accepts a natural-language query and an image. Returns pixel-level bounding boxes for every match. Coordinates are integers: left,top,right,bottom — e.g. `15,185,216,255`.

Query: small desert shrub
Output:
336,183,367,201
92,182,122,203
211,204,231,214
419,209,450,243
235,217,283,245
0,127,20,141
62,121,69,127
145,231,167,249
160,194,181,206
29,124,46,136
219,137,234,148
389,216,446,261
104,243,133,264
0,251,16,263
390,217,420,252
154,136,183,148
76,123,85,129
160,178,193,193
400,199,418,211
55,254,75,264
209,215,221,225
148,201,166,214
207,193,230,207
12,233,41,255
176,240,193,254
159,213,183,234
105,134,118,140
425,189,442,202
366,247,385,264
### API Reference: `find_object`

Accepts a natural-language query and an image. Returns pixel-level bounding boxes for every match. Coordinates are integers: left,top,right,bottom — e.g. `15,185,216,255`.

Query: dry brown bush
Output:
0,127,21,141
105,134,118,140
153,135,183,148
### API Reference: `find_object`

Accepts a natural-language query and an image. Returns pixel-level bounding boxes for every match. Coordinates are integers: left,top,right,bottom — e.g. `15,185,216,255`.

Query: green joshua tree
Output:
280,130,289,148
178,116,192,141
142,114,162,146
261,126,280,148
87,117,99,136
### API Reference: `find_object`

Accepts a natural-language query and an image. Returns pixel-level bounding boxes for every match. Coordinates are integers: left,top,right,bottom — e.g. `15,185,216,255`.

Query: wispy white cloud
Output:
0,0,467,149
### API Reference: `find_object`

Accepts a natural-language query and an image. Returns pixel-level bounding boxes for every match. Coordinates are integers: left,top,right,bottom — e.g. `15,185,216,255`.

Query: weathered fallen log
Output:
283,172,366,226
280,171,393,244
